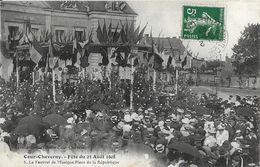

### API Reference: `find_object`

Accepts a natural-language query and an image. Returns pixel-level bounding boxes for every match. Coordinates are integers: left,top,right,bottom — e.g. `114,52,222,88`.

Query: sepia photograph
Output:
0,0,259,167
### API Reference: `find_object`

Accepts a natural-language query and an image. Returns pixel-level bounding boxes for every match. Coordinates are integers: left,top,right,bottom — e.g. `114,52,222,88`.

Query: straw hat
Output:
124,114,132,123
177,108,184,113
182,118,190,124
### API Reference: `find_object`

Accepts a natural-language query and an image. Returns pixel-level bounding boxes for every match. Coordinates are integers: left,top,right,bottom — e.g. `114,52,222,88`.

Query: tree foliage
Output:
232,23,260,76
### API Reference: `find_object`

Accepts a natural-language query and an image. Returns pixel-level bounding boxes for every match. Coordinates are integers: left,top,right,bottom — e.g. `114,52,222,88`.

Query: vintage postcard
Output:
0,0,259,167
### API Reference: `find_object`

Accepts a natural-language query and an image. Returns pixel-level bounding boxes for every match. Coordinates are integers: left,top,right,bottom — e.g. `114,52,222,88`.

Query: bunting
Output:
29,39,44,64
102,19,108,42
97,21,104,43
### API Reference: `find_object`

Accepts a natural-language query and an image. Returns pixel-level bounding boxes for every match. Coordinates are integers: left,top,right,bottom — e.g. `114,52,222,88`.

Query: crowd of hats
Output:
0,77,260,167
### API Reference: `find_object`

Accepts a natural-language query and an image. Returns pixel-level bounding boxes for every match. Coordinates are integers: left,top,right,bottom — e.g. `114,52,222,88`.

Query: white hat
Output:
158,121,164,127
137,108,143,112
67,117,74,124
0,117,6,124
122,124,132,132
182,118,190,124
124,114,132,123
189,118,197,123
26,135,36,144
131,113,140,121
147,107,153,111
117,121,125,129
96,112,103,117
177,108,184,113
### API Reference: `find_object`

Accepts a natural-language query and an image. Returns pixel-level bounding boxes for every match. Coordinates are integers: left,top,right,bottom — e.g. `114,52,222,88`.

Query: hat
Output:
122,124,132,132
158,121,164,127
147,127,154,132
182,118,190,124
26,135,36,144
124,114,132,123
177,108,184,113
155,144,165,152
217,124,225,130
235,130,242,134
131,113,140,121
184,114,191,118
96,112,103,118
112,142,120,147
0,117,6,124
137,108,143,112
170,114,178,121
147,107,153,112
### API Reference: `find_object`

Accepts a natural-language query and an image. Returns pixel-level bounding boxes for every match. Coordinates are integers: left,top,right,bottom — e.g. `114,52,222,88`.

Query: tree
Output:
232,23,260,76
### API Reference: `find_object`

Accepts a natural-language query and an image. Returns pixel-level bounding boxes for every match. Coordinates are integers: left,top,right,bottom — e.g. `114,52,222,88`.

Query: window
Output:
55,29,65,42
8,26,19,40
8,26,19,50
75,30,83,41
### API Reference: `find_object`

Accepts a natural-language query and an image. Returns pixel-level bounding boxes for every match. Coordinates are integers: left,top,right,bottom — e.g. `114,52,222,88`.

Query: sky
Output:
128,0,260,60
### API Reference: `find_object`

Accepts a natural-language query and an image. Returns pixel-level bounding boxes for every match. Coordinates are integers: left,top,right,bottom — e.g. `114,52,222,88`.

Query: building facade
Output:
0,1,137,81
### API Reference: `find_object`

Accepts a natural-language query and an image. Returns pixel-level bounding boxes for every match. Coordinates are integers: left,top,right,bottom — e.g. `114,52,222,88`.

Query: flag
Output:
182,56,187,68
167,56,172,68
112,22,119,43
125,20,129,42
48,38,54,68
72,38,77,54
119,21,127,43
96,21,103,43
137,23,147,44
25,19,33,43
134,24,140,44
129,21,135,44
108,20,113,42
87,28,94,43
102,19,108,42
30,40,44,64
133,57,139,67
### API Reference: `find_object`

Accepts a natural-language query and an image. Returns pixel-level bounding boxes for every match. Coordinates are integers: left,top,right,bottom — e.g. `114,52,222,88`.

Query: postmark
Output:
182,5,225,41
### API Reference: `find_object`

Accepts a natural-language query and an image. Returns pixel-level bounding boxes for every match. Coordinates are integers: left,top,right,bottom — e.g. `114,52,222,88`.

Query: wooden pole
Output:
32,71,35,85
147,66,150,81
130,55,134,110
52,69,56,102
153,69,156,91
15,51,19,90
175,68,178,95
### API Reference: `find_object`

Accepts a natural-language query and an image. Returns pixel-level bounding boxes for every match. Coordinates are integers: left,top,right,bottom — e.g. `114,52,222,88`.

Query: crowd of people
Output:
0,76,259,167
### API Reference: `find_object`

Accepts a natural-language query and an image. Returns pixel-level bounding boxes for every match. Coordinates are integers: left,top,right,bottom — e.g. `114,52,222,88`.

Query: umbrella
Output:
168,142,201,158
194,106,211,115
91,103,110,111
18,115,42,126
13,123,42,137
42,114,67,126
236,107,256,118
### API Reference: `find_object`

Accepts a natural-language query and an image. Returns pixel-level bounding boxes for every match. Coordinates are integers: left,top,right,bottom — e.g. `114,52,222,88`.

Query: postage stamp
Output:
182,5,225,41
